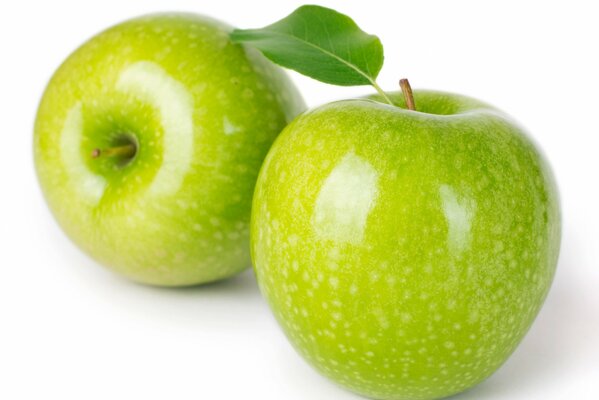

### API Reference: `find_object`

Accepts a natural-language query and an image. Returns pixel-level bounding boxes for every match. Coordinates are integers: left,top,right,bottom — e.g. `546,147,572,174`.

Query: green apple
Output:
34,13,304,286
251,90,560,399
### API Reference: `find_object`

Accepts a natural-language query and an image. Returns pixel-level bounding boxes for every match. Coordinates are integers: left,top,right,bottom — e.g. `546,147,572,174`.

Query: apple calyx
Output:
399,78,416,111
91,143,137,160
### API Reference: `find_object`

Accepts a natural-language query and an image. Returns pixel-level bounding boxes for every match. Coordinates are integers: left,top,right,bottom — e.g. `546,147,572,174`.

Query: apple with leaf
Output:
234,5,561,399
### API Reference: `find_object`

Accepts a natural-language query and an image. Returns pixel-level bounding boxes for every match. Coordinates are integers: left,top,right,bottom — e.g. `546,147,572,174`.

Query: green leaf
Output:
230,5,384,87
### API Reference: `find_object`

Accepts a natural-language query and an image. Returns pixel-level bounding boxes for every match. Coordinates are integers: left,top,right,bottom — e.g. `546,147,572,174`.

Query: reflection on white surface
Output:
60,102,106,204
313,152,379,244
117,61,194,196
439,184,476,255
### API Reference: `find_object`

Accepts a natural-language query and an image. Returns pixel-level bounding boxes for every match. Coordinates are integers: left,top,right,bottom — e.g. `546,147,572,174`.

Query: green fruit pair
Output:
35,13,560,400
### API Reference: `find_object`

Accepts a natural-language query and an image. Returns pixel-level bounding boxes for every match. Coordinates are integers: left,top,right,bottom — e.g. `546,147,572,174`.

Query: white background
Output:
1,0,598,399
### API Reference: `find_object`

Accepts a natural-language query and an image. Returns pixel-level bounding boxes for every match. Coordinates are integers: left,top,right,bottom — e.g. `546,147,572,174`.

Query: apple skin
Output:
34,13,305,286
251,91,560,399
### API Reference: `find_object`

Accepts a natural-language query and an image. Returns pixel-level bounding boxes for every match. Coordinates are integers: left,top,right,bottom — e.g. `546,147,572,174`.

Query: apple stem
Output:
91,144,137,159
399,78,416,111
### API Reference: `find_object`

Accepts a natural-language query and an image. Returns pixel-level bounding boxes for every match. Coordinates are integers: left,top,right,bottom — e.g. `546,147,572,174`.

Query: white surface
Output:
1,0,598,399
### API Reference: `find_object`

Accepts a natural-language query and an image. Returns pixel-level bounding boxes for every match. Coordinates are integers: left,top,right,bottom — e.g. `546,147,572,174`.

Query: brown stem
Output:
399,78,416,111
91,144,136,159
